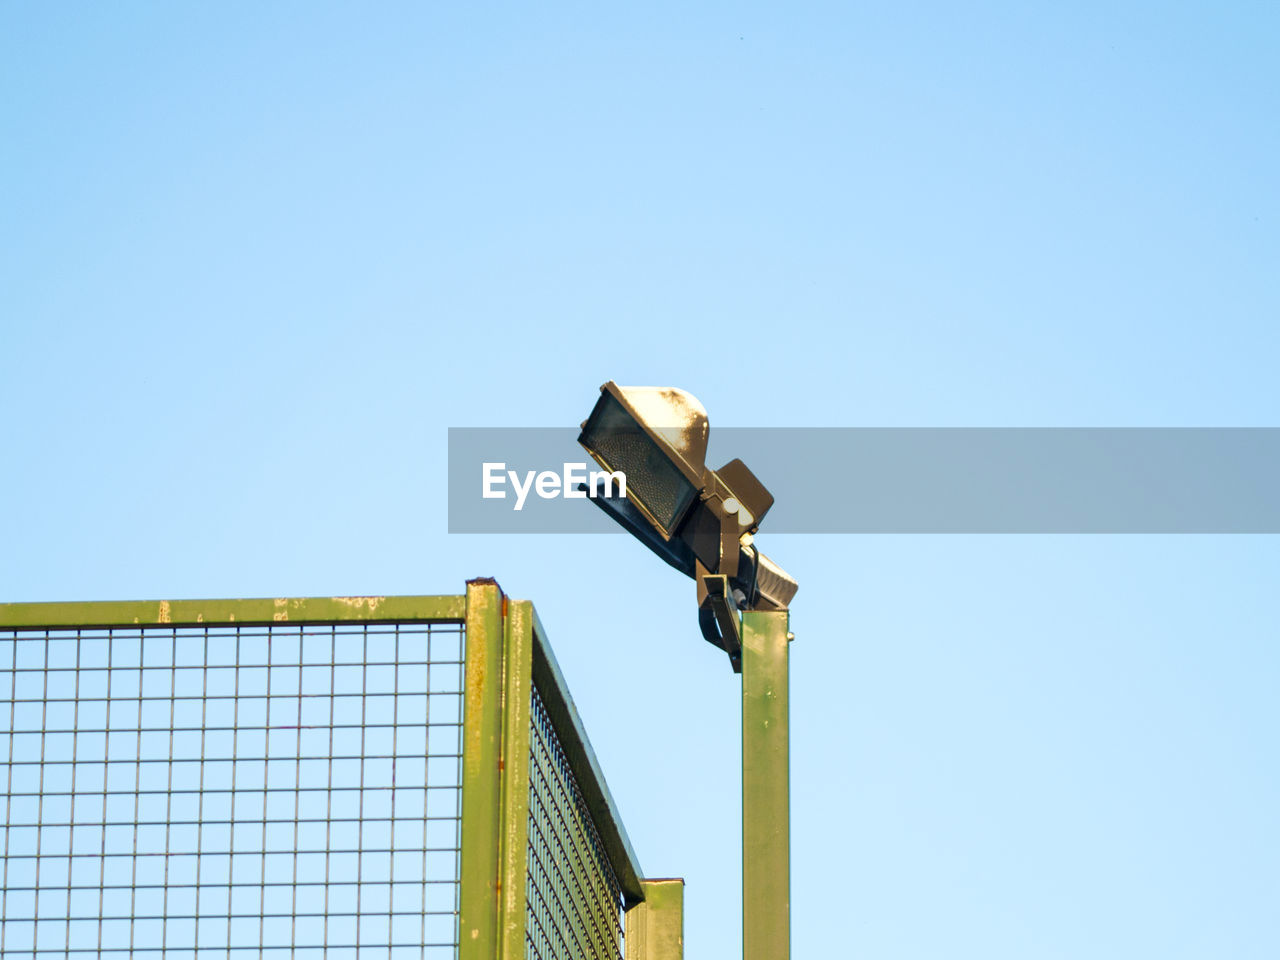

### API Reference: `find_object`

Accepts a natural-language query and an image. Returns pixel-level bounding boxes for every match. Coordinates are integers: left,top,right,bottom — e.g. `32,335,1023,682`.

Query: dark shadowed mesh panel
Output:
525,686,623,960
0,622,464,958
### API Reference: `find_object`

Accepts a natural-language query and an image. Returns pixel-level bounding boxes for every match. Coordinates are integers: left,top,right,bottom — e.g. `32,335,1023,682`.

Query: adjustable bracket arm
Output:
696,564,743,673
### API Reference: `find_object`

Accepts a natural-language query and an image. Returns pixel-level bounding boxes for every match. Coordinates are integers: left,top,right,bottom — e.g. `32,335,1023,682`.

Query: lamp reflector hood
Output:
610,385,709,480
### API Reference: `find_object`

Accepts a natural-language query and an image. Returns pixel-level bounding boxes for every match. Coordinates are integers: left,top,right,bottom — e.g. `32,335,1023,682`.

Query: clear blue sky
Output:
3,3,1277,958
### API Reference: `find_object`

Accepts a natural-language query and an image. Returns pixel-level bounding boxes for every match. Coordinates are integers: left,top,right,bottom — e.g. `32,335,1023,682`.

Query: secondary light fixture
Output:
577,381,798,671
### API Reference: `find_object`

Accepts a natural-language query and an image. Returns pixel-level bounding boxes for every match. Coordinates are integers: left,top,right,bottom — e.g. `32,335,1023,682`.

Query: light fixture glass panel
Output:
579,392,699,537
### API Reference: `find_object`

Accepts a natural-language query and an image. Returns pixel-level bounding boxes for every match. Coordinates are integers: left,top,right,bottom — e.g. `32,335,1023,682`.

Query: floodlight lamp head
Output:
577,380,797,672
578,382,710,539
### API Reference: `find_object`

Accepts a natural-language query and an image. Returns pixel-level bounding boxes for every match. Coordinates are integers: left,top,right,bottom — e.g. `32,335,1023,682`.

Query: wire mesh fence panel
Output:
0,621,465,959
525,686,623,960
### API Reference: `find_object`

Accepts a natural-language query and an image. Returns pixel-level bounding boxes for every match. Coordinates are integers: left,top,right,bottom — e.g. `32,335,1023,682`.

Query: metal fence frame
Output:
0,583,683,960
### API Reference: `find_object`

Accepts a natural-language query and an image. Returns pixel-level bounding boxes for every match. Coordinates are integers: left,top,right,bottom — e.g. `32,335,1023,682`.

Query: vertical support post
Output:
459,579,505,959
741,609,790,960
460,581,533,960
497,600,533,960
625,878,684,960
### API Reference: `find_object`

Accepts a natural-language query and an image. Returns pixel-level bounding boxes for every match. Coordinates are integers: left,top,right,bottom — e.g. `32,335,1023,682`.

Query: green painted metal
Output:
499,599,534,960
0,594,465,629
741,609,790,960
459,579,506,959
3,583,657,958
625,879,684,960
530,608,645,905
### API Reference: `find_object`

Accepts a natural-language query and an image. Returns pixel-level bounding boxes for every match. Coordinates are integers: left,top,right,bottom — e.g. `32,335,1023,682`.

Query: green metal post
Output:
460,583,535,960
498,600,534,960
459,579,505,959
741,609,790,960
625,878,684,960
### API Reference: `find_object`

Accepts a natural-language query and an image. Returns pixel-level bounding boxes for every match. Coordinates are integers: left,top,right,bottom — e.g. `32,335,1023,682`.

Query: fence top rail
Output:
0,594,467,630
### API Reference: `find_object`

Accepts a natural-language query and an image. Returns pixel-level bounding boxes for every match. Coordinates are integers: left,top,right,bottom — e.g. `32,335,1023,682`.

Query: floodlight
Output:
576,379,796,960
578,381,798,671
